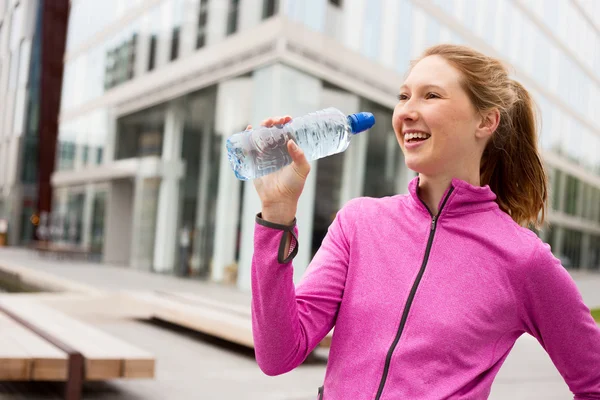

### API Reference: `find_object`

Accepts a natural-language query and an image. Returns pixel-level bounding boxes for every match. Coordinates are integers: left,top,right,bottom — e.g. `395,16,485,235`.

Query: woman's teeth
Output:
404,132,431,142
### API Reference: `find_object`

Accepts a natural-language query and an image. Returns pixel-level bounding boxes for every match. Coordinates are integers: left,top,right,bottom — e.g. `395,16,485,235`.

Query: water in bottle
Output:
226,107,375,180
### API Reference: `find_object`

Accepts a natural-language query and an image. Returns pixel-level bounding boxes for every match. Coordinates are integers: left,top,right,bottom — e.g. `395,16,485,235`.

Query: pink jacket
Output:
251,177,600,399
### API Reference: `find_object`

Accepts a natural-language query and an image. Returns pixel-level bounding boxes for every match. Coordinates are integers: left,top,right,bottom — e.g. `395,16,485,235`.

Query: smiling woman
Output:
250,44,600,400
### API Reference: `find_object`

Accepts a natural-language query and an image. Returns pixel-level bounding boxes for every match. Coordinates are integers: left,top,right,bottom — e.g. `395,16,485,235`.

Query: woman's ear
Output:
477,109,500,139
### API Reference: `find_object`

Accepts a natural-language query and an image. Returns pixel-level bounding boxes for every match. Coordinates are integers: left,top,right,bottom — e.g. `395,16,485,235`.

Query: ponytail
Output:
480,80,548,229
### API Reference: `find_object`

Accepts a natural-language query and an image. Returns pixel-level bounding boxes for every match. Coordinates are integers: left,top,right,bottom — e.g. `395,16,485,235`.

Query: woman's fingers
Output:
260,115,292,127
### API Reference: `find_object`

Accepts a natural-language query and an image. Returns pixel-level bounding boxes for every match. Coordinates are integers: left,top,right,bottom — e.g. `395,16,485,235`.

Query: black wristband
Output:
256,213,299,263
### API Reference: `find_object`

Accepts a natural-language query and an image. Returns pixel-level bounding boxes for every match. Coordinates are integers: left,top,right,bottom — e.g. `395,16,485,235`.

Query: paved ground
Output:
0,247,597,399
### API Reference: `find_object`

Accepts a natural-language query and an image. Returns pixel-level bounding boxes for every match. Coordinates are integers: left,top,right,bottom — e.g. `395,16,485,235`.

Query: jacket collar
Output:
408,176,498,217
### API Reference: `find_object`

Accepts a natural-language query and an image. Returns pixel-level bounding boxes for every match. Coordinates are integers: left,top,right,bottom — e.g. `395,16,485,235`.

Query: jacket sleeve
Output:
250,199,357,376
520,242,600,399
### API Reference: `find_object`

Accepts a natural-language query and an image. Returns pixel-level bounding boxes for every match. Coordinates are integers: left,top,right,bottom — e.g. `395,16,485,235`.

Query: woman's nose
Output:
396,102,419,123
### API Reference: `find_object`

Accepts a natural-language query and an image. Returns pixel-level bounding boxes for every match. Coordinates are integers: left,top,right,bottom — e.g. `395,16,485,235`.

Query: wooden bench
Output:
30,241,93,262
0,297,155,400
131,290,334,349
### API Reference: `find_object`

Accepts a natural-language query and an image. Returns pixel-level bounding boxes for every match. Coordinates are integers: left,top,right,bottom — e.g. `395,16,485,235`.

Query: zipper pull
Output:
431,216,437,231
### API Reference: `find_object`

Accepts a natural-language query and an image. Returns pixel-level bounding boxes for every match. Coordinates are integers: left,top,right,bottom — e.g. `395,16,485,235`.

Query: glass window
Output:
263,0,278,19
91,191,106,253
104,32,137,89
563,175,579,216
148,35,157,71
170,0,183,61
562,228,582,269
463,0,477,32
589,235,600,270
226,0,239,36
82,145,89,166
57,140,76,171
116,104,166,160
361,0,381,60
170,27,180,61
197,0,208,49
552,169,562,211
483,0,497,45
425,16,441,48
179,87,220,275
362,100,401,198
395,0,413,75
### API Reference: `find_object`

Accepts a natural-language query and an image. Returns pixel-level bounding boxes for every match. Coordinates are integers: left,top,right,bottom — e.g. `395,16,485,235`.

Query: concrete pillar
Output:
237,64,322,291
238,0,262,32
156,0,174,68
180,0,200,58
81,184,95,248
153,101,185,273
206,0,228,46
211,78,252,282
103,108,117,164
104,180,134,265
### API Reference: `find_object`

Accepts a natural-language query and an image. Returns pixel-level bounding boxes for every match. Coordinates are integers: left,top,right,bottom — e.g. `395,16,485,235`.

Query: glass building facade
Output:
55,0,600,291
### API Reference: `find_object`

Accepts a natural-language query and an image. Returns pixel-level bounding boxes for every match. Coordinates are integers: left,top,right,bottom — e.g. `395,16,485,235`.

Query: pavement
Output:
0,247,598,399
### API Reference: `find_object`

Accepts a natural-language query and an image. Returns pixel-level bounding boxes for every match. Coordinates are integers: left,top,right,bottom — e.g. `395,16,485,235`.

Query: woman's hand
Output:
250,115,311,225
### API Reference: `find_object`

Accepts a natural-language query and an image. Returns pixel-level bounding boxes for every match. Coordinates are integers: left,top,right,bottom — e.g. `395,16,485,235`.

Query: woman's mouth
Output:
404,132,431,144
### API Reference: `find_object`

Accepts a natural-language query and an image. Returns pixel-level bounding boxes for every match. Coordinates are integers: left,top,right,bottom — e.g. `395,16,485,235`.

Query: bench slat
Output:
0,299,154,380
0,312,31,380
0,311,69,381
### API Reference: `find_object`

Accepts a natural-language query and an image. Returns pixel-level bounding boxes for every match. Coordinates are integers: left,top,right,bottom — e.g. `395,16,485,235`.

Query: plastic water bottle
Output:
226,107,375,181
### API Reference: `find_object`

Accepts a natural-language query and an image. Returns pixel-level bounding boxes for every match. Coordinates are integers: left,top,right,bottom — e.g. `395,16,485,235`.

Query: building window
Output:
562,228,582,269
226,0,239,35
552,169,562,210
104,33,137,90
197,0,208,48
82,145,89,166
96,147,103,165
563,175,579,216
329,0,342,6
58,141,76,171
170,27,180,61
148,35,157,71
263,0,278,19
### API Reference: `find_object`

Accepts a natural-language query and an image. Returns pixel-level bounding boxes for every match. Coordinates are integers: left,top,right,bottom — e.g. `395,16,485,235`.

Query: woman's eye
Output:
425,92,440,99
397,94,409,101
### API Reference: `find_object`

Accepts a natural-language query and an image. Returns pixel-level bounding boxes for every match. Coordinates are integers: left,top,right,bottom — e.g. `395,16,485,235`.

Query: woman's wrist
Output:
261,205,296,226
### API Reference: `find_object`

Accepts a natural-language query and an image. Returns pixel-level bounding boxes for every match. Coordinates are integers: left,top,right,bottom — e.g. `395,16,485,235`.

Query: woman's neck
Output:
418,172,480,216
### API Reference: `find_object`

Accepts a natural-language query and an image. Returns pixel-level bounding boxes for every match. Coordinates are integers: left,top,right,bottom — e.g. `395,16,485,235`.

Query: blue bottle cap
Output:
347,112,375,134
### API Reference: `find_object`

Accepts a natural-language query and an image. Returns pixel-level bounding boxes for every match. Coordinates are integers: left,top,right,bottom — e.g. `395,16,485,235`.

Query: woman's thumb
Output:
288,140,310,178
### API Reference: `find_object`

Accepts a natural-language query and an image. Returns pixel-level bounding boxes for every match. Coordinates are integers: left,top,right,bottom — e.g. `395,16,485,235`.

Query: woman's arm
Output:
251,199,358,376
520,242,600,399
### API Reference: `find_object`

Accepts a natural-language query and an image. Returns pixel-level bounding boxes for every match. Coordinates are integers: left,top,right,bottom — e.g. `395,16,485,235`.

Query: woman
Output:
248,44,600,399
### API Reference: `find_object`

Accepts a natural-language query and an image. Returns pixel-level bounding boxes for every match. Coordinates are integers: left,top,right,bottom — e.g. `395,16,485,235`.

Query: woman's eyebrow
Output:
399,84,447,93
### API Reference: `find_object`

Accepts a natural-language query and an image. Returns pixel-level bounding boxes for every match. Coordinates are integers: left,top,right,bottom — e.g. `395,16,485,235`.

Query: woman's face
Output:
393,55,489,178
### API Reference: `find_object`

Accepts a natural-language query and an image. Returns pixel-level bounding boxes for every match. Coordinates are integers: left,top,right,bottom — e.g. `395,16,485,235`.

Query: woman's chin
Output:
405,158,430,174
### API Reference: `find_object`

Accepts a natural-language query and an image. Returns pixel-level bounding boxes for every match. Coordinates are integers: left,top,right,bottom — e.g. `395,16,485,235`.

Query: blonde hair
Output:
413,44,548,228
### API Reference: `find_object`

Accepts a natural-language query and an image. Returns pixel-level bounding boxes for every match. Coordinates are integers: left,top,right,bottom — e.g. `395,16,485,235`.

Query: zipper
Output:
374,186,455,400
